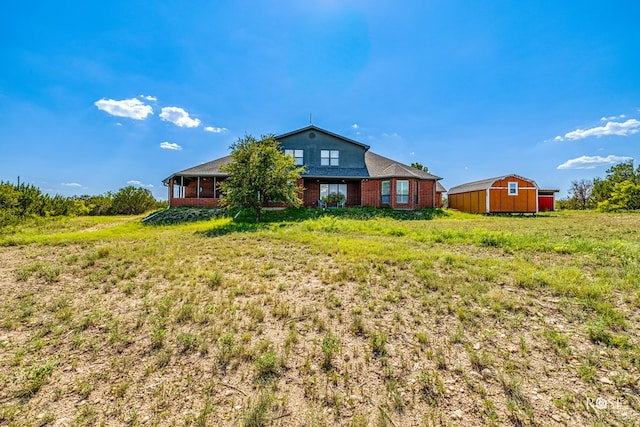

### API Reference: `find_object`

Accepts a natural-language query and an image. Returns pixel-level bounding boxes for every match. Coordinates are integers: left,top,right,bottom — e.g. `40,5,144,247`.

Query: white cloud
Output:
600,114,626,121
61,182,82,187
94,98,153,120
159,107,201,128
160,141,182,151
127,180,154,188
557,155,634,170
555,119,640,141
352,123,359,129
204,126,227,133
382,132,401,138
140,94,157,101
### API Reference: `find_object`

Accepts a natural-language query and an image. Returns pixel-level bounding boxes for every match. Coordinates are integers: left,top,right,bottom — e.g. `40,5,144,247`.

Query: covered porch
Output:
301,179,363,208
166,175,224,208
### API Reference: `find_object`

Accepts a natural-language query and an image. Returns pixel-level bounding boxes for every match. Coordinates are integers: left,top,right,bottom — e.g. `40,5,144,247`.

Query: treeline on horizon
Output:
557,161,640,211
0,182,166,227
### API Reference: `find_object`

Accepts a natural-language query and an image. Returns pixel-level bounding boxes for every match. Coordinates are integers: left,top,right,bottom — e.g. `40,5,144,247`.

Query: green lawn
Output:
1,210,638,426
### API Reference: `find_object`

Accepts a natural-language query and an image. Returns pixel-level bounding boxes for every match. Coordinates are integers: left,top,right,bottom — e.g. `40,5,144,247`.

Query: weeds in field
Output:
321,332,340,371
370,331,387,359
14,360,57,399
243,390,273,427
417,370,445,405
177,332,204,354
254,350,282,384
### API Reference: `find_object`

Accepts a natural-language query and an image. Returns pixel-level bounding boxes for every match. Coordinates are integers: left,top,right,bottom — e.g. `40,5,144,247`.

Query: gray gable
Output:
276,125,370,150
278,125,369,171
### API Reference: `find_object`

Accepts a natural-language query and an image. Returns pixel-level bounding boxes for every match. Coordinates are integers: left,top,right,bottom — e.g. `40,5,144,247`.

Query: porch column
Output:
197,177,200,198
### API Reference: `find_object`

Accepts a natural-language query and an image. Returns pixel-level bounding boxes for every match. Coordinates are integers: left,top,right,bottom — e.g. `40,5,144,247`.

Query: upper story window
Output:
285,149,304,165
321,150,339,166
508,182,518,195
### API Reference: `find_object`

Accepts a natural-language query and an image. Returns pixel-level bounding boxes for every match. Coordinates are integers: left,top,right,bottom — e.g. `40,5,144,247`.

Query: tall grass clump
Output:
14,360,57,398
254,350,282,383
321,332,340,371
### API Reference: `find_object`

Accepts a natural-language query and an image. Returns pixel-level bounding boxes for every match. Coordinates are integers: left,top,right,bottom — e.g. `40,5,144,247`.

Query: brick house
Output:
163,125,444,209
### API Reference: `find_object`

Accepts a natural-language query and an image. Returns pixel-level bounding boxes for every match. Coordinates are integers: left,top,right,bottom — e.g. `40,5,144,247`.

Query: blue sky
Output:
2,1,639,200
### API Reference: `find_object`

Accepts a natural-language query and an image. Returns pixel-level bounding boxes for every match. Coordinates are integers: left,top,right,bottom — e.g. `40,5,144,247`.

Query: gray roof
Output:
164,151,442,183
436,181,447,193
162,156,232,183
365,151,442,180
163,131,444,184
448,174,537,195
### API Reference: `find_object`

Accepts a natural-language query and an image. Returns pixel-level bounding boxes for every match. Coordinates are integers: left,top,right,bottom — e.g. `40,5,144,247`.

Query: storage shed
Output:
448,174,539,214
538,189,559,212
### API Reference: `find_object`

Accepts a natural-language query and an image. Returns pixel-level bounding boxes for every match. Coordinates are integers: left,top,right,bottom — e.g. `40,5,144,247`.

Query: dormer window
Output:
285,149,304,165
321,150,339,166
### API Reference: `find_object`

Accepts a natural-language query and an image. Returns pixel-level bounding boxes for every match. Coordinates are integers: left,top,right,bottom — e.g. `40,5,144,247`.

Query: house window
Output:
508,182,518,195
285,149,304,165
381,180,390,204
320,183,347,200
396,180,409,204
414,181,418,204
321,150,339,166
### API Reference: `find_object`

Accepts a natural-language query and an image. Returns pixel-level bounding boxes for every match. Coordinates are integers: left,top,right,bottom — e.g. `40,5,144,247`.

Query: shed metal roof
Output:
448,174,537,195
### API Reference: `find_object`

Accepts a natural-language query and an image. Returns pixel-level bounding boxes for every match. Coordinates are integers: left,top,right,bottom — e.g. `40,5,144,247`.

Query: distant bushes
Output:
0,182,166,226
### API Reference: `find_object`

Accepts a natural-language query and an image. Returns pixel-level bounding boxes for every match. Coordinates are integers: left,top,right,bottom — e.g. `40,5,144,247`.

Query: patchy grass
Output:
0,210,639,425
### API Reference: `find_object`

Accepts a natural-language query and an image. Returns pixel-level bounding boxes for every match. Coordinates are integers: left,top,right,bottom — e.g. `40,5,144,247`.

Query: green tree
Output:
73,194,113,215
0,182,21,226
597,180,640,211
219,134,306,222
591,161,637,205
0,182,20,211
587,161,640,211
17,184,46,217
411,162,429,172
110,186,161,215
